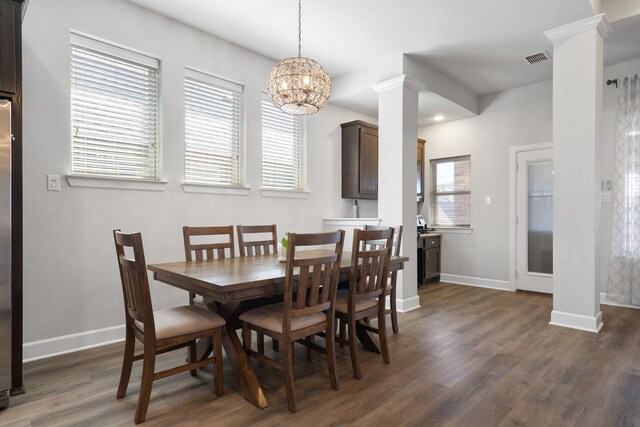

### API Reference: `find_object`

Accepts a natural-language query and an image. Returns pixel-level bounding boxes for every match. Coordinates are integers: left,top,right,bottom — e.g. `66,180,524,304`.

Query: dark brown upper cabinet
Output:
0,1,17,95
341,121,379,199
417,138,425,202
341,120,425,201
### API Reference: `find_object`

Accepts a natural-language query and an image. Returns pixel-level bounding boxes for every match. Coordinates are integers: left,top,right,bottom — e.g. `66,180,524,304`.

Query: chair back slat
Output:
349,228,394,303
283,231,345,327
113,230,155,333
183,226,235,261
237,224,278,257
364,224,403,256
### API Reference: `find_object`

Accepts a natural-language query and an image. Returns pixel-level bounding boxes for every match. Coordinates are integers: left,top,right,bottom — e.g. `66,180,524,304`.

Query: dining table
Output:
147,251,409,409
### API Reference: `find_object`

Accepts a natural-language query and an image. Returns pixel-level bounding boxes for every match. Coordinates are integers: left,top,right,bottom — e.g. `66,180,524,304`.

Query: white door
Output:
516,149,553,293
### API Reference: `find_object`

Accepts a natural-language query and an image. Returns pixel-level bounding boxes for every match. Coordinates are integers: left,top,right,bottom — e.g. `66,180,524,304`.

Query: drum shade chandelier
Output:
268,0,331,115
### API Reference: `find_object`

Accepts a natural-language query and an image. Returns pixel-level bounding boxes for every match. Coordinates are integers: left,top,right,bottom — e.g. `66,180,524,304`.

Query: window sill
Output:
260,188,310,199
430,227,474,234
182,183,250,196
66,175,168,192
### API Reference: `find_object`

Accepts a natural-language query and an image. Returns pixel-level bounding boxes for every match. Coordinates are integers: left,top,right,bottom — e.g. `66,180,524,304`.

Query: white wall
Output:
22,0,374,358
419,56,640,292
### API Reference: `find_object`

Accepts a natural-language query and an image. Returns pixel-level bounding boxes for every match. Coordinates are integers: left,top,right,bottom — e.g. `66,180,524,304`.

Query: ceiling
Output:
126,0,640,125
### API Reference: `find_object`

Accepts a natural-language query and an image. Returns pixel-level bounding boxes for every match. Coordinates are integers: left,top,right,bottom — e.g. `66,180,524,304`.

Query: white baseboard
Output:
600,292,640,309
397,295,420,313
24,324,125,363
440,274,512,292
549,310,603,333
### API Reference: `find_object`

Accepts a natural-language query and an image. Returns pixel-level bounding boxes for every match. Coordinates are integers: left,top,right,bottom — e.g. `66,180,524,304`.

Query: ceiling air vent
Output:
525,52,550,64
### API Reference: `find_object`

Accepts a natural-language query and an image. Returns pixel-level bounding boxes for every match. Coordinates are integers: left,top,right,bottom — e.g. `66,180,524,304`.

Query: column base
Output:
397,296,420,313
549,309,603,333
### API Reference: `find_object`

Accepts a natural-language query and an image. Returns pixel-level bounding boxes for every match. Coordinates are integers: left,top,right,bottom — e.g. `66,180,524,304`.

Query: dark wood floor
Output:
2,283,640,426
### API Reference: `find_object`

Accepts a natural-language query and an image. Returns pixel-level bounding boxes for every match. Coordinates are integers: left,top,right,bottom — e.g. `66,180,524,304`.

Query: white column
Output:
545,14,611,332
373,75,424,313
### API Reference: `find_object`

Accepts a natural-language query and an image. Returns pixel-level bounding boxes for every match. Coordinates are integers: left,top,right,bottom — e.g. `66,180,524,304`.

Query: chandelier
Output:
268,0,331,115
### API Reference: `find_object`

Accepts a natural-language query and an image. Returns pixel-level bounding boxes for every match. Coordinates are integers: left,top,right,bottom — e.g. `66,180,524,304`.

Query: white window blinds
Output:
430,155,471,227
70,33,159,180
184,69,243,186
261,99,304,190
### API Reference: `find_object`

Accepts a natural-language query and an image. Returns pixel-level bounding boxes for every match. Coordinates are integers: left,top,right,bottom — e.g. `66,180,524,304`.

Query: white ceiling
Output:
126,0,640,124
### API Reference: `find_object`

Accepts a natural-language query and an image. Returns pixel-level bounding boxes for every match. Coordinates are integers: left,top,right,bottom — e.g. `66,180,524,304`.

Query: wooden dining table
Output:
148,251,408,409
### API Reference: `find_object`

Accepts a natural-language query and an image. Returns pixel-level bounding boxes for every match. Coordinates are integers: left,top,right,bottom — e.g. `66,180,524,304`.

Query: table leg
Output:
221,323,268,409
355,320,381,354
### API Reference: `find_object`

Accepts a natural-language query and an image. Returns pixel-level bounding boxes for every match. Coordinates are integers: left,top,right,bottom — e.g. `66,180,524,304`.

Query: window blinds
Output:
70,34,159,180
261,99,304,190
430,155,471,227
184,69,243,186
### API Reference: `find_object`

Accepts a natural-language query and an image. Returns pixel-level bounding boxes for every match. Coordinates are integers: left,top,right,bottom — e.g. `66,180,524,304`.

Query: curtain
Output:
607,74,640,305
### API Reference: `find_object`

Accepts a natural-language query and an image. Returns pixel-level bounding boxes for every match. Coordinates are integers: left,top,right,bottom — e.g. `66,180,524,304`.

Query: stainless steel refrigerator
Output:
0,99,11,409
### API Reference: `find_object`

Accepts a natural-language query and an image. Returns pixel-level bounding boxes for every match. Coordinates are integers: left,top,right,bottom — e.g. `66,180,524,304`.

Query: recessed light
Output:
433,115,445,121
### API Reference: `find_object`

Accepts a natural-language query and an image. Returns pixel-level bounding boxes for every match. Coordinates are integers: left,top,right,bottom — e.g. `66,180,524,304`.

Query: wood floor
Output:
2,283,640,426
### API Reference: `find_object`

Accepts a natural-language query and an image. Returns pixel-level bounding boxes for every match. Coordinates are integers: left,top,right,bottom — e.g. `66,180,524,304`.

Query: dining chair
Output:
364,224,403,334
113,230,225,424
183,225,235,306
239,230,345,413
335,227,394,379
237,224,279,354
237,224,278,257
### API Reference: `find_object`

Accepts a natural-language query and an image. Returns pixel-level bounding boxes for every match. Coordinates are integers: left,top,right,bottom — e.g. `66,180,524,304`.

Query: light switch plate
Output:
47,174,61,191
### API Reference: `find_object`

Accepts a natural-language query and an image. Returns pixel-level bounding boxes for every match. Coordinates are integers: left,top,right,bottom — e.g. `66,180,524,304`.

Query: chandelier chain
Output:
298,0,302,58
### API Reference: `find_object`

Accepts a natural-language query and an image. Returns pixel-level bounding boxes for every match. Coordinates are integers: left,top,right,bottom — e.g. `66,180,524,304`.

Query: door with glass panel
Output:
516,149,553,293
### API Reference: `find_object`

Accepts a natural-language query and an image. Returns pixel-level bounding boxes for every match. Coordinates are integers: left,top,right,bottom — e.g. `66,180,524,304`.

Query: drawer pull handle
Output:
431,241,435,244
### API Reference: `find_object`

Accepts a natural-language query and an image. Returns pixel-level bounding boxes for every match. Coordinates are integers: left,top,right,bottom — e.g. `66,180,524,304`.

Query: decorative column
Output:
373,75,424,313
544,14,611,332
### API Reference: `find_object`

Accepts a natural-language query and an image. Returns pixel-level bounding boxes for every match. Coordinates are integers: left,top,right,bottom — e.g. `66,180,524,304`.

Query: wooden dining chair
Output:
113,230,225,424
183,225,235,306
237,224,279,353
237,224,278,257
335,227,394,379
239,230,345,413
364,224,403,334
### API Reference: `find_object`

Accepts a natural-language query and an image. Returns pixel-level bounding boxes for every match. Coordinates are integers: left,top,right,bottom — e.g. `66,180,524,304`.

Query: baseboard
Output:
549,310,603,333
397,295,420,313
440,274,512,292
23,324,125,363
600,292,640,309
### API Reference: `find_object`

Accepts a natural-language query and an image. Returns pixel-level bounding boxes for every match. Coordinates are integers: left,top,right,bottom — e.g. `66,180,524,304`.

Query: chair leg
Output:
189,341,197,377
117,327,135,398
306,335,314,361
347,316,361,380
390,285,399,334
134,347,156,424
339,318,346,348
283,340,297,413
242,323,251,352
326,317,339,391
213,330,224,396
378,306,390,364
257,332,265,355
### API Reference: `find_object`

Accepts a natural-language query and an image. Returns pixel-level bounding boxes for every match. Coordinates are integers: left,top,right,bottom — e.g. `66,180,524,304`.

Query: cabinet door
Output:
0,1,16,94
425,247,440,277
358,127,378,196
417,139,425,202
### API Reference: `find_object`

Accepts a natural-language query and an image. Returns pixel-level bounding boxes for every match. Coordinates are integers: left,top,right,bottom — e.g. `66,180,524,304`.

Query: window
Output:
70,33,160,180
261,98,304,191
184,69,243,186
430,155,471,227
